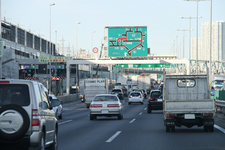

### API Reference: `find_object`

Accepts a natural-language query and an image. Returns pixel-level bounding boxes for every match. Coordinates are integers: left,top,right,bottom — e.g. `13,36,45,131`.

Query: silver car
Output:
89,94,123,120
49,94,63,119
0,80,58,150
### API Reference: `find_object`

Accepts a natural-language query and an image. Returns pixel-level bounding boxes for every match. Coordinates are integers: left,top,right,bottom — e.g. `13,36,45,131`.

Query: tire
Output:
58,113,62,119
118,114,123,120
90,114,95,120
210,126,214,132
166,126,170,132
0,104,30,141
204,126,208,132
171,126,175,132
128,102,131,105
47,129,58,150
37,131,45,150
147,105,152,113
141,102,144,105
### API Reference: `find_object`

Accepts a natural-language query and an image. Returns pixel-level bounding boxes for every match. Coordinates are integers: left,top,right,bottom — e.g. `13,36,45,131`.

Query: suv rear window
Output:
0,84,30,106
130,93,140,96
150,91,161,98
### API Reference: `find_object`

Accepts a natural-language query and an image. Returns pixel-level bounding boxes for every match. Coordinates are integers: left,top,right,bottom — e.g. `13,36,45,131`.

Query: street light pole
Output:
91,31,95,58
49,3,55,93
179,16,202,60
209,0,212,84
176,29,192,59
184,0,209,74
75,22,80,96
76,22,80,58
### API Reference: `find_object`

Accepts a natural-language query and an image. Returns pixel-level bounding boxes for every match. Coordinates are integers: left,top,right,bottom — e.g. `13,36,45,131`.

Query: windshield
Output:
93,96,118,101
215,80,223,84
112,89,121,93
51,99,60,107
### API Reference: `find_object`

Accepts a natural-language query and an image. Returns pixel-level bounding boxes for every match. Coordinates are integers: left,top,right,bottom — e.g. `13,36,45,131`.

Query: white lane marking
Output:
214,124,225,133
106,131,122,143
129,118,136,123
144,108,147,110
139,112,143,115
58,120,72,125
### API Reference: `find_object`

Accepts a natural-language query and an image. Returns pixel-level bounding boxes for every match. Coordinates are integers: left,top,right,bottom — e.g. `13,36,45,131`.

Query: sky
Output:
1,0,225,59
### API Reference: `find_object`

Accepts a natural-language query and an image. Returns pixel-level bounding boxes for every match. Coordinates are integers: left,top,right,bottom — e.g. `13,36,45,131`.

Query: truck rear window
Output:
177,79,195,88
0,84,30,106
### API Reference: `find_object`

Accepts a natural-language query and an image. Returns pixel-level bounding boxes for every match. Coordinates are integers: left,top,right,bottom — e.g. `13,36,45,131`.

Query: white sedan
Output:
49,94,63,119
128,92,144,105
89,94,123,120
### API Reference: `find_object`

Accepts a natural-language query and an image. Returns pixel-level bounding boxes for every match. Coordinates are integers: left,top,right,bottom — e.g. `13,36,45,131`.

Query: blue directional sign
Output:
107,26,147,57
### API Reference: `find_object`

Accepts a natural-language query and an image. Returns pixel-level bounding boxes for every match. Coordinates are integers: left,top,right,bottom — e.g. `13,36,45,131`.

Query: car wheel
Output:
141,102,144,105
147,105,152,113
128,102,131,105
90,114,95,120
58,113,62,119
118,114,123,120
171,126,175,132
204,126,208,132
210,126,214,132
166,126,170,132
36,131,45,150
47,129,58,150
0,104,30,141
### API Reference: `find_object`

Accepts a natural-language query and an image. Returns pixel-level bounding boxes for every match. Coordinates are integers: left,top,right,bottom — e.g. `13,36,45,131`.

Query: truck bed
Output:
164,99,216,113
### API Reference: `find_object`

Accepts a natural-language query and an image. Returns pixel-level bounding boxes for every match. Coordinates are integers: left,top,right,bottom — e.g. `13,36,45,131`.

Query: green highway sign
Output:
115,64,128,68
133,64,171,68
157,75,162,79
107,26,147,57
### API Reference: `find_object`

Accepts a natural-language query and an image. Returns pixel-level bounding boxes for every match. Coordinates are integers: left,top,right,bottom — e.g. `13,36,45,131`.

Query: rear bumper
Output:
0,130,42,148
148,102,163,110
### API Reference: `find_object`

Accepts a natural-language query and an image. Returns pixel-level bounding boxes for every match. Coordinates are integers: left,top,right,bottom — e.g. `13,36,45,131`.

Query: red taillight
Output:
0,81,10,84
129,95,131,98
149,98,154,101
204,113,213,117
140,95,142,98
32,109,40,126
167,114,175,117
107,104,119,107
90,104,102,107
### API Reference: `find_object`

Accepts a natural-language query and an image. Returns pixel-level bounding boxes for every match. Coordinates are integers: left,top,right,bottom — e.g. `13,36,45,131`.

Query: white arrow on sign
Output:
121,65,124,68
135,65,138,67
148,65,151,67
124,52,127,56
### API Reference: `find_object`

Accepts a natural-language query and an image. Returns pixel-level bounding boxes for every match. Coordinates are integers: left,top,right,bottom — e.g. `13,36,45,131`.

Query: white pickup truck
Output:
163,74,216,132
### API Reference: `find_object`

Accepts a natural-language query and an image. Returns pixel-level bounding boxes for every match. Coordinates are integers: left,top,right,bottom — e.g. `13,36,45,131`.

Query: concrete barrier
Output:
57,94,80,104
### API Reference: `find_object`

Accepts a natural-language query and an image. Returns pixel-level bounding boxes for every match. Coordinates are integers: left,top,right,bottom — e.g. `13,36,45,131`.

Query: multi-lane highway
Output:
57,98,225,150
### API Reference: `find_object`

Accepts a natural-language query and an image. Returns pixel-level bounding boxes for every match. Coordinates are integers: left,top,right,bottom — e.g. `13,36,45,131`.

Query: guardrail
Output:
216,100,225,107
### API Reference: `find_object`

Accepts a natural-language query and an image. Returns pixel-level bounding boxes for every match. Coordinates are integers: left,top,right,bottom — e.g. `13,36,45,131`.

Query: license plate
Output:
101,110,109,113
185,114,195,119
157,99,162,102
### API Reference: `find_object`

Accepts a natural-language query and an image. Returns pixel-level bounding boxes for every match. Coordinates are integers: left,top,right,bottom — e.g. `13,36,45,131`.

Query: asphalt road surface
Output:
57,98,225,150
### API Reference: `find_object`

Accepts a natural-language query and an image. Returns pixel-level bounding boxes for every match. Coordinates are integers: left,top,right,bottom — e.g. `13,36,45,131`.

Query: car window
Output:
0,84,30,106
40,85,50,109
93,96,118,101
51,99,60,107
130,93,140,96
112,89,121,92
150,91,162,98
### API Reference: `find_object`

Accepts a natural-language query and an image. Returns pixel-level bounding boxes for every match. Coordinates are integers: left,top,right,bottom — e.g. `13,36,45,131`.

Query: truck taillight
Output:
0,81,10,83
91,104,102,107
107,104,119,107
167,114,175,117
149,98,154,101
32,109,40,126
204,113,213,117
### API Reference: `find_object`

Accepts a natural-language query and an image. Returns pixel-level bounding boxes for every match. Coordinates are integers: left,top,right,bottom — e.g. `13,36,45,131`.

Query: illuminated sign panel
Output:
107,26,147,57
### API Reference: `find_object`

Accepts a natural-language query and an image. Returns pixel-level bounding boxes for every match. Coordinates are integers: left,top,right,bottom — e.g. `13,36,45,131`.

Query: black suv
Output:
147,90,163,113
